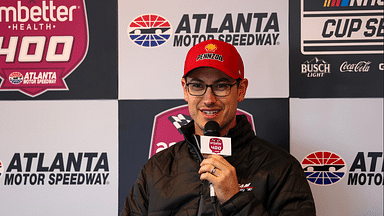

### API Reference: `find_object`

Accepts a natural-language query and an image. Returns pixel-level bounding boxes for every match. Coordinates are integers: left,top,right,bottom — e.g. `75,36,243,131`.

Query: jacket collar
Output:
180,115,255,151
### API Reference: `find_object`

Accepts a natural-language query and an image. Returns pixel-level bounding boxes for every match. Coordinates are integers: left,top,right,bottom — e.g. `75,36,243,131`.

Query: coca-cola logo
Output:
379,63,384,71
209,138,223,154
0,0,89,97
340,61,371,73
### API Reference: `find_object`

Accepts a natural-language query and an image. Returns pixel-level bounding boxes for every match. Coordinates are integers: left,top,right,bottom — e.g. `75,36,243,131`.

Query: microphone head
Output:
204,121,221,136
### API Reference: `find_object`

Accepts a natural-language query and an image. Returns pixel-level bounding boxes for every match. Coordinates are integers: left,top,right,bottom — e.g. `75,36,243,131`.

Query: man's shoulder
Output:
247,136,301,167
148,140,188,163
143,140,195,173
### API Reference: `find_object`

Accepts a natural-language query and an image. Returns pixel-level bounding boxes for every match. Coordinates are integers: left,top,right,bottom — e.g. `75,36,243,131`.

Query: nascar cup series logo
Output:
127,14,172,48
301,151,347,186
0,0,89,97
301,0,384,54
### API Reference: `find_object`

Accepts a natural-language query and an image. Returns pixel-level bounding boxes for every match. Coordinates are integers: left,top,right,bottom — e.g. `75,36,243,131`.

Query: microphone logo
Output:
209,138,223,154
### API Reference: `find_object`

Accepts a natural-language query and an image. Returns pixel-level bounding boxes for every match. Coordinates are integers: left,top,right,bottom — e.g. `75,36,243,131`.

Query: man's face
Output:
182,67,248,136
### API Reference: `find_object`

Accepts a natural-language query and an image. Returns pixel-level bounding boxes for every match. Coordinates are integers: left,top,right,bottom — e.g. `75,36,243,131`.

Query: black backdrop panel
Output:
289,0,383,98
118,98,289,213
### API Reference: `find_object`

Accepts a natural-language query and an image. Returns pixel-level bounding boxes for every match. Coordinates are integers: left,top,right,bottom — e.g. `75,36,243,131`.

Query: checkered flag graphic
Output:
168,114,192,134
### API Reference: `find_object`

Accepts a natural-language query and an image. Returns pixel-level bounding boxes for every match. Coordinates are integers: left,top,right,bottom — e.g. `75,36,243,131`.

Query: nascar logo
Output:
127,14,172,48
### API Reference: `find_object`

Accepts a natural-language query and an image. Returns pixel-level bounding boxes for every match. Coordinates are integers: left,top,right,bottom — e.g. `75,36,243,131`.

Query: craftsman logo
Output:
209,138,223,154
0,0,89,97
127,14,172,48
301,57,331,77
301,151,347,186
301,0,384,54
239,183,253,192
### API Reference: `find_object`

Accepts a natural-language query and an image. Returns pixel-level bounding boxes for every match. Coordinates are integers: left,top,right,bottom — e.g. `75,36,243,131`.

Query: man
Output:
121,39,316,215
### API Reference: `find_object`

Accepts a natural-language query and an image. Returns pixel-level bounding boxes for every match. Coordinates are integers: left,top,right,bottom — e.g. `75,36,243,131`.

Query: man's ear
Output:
181,78,189,102
237,78,248,102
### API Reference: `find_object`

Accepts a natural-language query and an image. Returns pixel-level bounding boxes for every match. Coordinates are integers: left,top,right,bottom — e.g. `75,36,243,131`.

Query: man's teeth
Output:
203,110,218,115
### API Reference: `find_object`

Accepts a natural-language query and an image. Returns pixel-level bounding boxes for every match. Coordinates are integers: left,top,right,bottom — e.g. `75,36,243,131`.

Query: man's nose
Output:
202,86,217,105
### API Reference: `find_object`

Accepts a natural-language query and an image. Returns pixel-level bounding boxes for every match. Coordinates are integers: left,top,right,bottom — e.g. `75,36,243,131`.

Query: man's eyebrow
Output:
188,78,204,82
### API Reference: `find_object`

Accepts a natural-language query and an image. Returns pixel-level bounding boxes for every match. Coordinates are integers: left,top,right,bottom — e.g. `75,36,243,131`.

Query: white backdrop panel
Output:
118,0,289,99
0,100,118,216
290,98,383,216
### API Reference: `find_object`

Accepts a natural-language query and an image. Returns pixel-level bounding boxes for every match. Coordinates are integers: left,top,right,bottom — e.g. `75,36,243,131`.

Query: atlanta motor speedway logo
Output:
128,12,282,48
127,14,172,48
301,151,347,186
2,152,109,186
302,151,384,186
0,160,4,179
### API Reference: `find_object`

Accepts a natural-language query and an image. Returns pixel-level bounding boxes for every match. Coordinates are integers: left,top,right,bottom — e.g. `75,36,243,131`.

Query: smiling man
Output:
121,39,316,216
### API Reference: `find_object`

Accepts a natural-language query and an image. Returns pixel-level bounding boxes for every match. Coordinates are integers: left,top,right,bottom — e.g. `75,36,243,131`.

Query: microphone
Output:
200,121,232,156
204,121,221,137
203,121,221,203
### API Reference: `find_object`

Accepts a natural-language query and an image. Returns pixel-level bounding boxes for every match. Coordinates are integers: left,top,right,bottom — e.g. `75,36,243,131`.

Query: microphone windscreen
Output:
204,121,221,136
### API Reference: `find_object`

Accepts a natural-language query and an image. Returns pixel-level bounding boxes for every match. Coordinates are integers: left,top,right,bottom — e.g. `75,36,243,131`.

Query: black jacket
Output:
122,115,316,215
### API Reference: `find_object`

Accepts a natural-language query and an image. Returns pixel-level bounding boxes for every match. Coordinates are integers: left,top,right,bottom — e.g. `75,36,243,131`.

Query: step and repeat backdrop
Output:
0,0,383,215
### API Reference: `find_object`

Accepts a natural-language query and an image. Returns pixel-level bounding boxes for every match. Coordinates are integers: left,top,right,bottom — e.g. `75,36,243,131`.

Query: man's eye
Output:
214,84,229,89
191,83,204,88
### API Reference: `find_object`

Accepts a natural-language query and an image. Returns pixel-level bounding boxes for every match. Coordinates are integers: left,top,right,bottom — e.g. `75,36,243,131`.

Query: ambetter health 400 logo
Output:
0,0,89,97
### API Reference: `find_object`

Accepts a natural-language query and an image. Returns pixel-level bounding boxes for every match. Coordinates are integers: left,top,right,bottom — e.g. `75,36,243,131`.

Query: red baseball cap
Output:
183,39,244,79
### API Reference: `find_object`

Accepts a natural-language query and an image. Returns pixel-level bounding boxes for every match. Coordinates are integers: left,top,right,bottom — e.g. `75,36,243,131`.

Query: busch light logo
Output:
127,14,172,48
209,138,223,154
301,151,347,186
0,0,89,97
301,57,331,77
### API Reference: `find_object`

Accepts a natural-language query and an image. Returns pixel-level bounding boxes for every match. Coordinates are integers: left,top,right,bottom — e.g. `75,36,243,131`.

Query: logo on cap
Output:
196,43,223,62
205,44,217,52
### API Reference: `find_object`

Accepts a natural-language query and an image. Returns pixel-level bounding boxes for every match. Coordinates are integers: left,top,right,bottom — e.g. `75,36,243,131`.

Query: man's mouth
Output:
202,110,218,115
